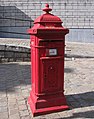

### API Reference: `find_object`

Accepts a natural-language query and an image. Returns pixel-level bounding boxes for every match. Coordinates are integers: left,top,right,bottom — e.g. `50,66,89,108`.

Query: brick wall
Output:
0,0,94,42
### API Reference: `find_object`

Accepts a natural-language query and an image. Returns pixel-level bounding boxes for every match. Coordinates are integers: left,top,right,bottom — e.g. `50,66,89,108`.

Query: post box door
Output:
40,57,64,94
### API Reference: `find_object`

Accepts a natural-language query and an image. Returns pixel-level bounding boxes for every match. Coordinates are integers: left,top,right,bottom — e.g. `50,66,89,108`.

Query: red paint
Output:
28,4,69,116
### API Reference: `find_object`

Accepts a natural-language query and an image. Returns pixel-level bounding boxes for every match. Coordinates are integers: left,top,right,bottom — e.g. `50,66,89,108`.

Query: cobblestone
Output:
9,108,19,115
0,106,8,113
17,100,26,106
19,110,30,117
0,38,30,48
0,39,94,118
21,116,31,119
0,112,9,119
18,104,27,111
9,113,20,119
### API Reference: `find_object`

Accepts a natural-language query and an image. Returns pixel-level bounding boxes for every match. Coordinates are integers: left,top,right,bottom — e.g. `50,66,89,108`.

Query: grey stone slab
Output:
9,108,19,115
9,113,20,119
0,112,9,119
19,110,30,117
0,106,8,113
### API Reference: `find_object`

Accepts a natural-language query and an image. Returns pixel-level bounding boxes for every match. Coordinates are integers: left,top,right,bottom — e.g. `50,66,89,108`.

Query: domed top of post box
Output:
28,4,69,35
34,4,62,24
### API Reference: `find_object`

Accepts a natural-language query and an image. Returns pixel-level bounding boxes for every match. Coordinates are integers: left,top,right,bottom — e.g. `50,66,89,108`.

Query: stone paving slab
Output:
0,38,94,119
65,42,94,58
0,38,30,48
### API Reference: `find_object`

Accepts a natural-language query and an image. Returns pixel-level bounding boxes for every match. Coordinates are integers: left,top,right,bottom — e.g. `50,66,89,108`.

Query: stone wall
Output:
0,0,94,42
0,44,30,62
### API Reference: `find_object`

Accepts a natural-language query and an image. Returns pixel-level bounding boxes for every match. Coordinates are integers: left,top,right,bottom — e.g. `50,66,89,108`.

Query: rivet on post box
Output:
28,4,69,116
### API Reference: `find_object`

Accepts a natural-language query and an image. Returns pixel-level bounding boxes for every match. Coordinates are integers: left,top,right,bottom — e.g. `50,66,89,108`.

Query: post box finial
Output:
43,4,52,13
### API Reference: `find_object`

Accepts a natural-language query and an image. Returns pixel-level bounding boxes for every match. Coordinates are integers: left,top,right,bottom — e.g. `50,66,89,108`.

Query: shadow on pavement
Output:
66,54,94,59
66,91,94,109
60,91,94,119
0,63,31,92
64,68,74,73
58,110,94,119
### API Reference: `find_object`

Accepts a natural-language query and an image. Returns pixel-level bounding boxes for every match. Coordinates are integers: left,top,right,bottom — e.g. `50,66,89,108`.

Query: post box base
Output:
28,91,69,116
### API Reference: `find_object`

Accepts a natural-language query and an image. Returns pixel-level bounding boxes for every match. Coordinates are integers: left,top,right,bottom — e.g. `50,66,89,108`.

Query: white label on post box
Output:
49,49,57,56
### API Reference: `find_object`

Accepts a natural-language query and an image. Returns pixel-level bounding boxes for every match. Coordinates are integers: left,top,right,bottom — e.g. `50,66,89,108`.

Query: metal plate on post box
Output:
47,49,57,56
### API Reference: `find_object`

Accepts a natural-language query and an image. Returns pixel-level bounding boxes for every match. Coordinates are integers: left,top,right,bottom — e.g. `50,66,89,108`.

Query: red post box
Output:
28,4,69,116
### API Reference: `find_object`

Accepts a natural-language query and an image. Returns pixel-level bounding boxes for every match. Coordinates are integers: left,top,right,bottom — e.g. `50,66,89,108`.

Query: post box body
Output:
28,4,69,116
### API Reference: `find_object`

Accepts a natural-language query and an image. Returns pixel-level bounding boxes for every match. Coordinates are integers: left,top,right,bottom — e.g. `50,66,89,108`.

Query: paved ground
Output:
0,38,94,119
0,38,30,48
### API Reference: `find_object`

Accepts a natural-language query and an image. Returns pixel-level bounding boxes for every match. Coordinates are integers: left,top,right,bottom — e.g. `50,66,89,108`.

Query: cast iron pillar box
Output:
28,4,69,116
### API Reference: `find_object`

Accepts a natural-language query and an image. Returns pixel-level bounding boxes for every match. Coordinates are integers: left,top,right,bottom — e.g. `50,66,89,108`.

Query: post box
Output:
28,4,69,116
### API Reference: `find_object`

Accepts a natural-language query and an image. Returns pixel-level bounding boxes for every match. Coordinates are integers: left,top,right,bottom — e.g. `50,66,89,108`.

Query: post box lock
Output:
46,48,57,56
44,73,47,81
50,66,53,69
